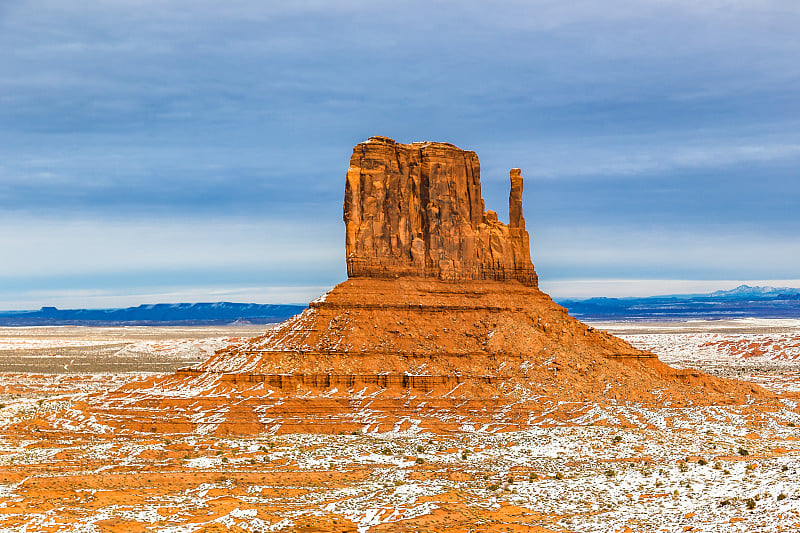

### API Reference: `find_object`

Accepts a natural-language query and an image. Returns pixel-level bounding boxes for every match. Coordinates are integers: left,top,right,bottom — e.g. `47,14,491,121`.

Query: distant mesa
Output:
560,284,800,320
0,303,304,326
80,136,767,436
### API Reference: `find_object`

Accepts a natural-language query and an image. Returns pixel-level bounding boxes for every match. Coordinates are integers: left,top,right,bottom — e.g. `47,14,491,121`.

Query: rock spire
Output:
344,136,538,286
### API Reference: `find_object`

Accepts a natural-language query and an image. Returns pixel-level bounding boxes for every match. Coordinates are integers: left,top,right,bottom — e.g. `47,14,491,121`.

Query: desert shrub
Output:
697,458,708,466
604,469,616,478
782,465,789,472
554,471,564,480
416,445,424,453
778,493,787,501
788,422,796,427
713,462,722,470
738,447,750,456
529,472,538,481
678,462,689,472
488,483,499,491
414,457,424,464
745,498,756,509
723,469,731,475
613,435,623,444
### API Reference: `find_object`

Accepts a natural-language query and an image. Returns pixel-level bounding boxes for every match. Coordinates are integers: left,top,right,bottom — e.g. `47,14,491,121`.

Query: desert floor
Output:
0,320,799,532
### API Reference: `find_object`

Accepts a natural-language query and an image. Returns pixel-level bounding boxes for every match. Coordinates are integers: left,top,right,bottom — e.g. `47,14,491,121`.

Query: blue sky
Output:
1,0,799,309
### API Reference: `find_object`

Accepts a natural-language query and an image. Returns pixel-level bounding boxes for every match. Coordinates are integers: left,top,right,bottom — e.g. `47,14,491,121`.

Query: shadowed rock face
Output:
344,136,538,287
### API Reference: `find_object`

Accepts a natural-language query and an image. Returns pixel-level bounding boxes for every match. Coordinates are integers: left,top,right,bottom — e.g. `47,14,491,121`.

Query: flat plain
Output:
0,320,799,532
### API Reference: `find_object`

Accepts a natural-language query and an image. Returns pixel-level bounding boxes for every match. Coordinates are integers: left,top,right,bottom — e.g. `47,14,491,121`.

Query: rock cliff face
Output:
344,136,537,286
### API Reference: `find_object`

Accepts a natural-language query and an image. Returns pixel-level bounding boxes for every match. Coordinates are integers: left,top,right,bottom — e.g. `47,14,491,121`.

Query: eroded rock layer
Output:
84,277,765,436
345,136,537,286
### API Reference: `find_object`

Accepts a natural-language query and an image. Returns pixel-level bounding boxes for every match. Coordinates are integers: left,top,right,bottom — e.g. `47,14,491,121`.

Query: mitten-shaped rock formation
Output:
344,136,537,286
78,136,768,436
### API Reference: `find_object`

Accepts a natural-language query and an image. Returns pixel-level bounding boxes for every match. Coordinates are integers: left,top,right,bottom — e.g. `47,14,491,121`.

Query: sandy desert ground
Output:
0,320,798,532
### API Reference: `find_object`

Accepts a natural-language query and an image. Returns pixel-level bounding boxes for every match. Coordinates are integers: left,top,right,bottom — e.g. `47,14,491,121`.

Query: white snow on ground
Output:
1,319,799,531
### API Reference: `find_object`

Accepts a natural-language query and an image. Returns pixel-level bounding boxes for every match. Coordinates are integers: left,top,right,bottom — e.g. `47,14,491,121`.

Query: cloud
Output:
532,226,800,281
0,0,798,306
479,132,800,181
0,214,344,278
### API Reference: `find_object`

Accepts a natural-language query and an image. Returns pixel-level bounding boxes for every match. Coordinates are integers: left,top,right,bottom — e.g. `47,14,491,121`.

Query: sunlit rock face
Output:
344,136,537,287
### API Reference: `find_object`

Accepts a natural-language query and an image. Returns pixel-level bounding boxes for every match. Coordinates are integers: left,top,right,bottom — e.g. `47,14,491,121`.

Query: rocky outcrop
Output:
344,136,538,286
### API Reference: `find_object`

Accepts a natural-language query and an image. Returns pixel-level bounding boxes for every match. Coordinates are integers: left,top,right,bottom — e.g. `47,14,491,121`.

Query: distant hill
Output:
0,302,307,327
558,285,800,321
5,284,799,325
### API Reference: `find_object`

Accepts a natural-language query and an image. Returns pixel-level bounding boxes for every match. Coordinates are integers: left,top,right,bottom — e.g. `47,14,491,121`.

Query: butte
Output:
84,136,765,435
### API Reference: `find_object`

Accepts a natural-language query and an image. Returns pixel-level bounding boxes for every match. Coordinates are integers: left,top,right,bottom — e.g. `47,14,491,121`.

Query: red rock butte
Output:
82,136,767,435
345,136,537,287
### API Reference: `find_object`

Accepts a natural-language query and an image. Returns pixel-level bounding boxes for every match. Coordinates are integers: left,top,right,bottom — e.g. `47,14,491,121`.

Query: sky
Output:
1,0,799,309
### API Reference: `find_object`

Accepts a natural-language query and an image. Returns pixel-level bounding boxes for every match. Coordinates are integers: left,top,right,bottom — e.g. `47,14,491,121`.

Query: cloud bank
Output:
1,1,798,307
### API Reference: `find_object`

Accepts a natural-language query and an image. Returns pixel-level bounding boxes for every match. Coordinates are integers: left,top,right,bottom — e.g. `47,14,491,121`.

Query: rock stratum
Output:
80,137,767,436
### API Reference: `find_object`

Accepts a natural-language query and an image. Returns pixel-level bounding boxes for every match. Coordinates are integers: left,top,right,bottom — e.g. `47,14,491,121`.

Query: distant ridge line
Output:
0,302,307,327
559,285,800,321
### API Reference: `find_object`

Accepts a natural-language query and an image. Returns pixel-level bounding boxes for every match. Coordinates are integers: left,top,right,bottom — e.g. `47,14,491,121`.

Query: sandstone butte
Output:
78,136,767,435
